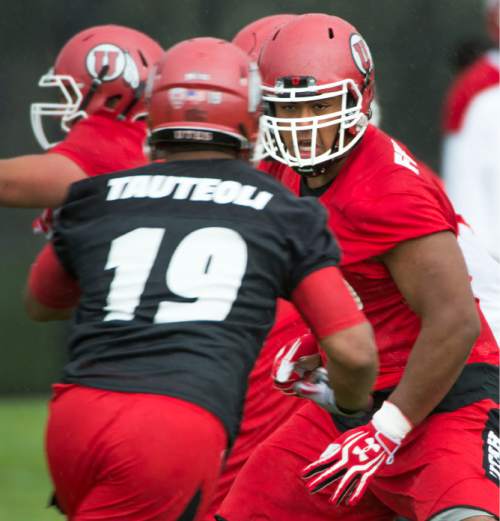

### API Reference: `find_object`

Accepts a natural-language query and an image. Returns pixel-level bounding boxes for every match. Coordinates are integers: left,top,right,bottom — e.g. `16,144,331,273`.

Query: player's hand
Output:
272,333,321,395
302,401,413,507
272,334,371,414
293,366,341,412
32,208,53,239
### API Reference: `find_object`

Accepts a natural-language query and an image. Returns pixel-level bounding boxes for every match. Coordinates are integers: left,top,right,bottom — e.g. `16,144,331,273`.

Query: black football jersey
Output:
52,159,340,441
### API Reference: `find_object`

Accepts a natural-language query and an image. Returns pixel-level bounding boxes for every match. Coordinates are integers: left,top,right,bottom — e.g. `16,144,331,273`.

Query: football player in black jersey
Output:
24,37,378,521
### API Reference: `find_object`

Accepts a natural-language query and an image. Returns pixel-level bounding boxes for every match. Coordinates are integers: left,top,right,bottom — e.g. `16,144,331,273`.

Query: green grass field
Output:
0,397,61,521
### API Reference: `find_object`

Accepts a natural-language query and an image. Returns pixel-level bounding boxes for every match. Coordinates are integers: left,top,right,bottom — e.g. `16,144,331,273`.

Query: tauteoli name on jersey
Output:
106,175,274,210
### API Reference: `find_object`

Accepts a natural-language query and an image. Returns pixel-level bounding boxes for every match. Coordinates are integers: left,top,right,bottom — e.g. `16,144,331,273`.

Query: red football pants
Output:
46,384,227,521
218,399,499,521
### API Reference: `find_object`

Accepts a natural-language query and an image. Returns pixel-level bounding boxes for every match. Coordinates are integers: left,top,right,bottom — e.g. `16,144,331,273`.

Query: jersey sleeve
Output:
48,114,148,176
282,196,341,295
292,266,367,339
49,119,102,175
28,243,80,309
342,170,457,262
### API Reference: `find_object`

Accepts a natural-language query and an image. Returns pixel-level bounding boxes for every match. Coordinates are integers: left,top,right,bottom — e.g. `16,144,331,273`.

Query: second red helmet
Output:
147,37,261,151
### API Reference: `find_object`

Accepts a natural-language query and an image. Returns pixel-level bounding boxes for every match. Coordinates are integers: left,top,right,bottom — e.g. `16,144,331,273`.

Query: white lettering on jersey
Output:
104,227,248,323
121,175,153,199
172,177,199,199
107,177,130,200
391,139,419,175
486,429,500,481
191,178,220,201
106,175,274,210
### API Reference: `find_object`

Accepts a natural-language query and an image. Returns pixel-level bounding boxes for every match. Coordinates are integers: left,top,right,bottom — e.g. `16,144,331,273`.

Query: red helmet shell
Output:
54,25,163,120
232,14,297,61
148,37,261,149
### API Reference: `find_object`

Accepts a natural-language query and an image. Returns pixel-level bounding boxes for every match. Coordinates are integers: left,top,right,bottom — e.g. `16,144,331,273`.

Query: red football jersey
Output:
260,125,499,390
48,111,148,176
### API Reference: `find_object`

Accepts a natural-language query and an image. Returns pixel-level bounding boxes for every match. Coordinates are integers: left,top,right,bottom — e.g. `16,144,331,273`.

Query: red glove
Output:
272,333,321,395
32,208,54,238
272,334,371,415
302,401,413,507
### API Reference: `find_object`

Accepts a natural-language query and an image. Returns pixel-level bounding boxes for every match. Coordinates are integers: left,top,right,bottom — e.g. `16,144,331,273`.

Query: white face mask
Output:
30,68,85,150
260,78,368,169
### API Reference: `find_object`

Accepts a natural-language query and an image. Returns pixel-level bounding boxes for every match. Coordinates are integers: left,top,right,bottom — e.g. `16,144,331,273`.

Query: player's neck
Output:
305,157,345,189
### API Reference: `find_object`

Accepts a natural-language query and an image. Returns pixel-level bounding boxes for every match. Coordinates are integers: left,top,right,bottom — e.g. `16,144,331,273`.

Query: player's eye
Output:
312,102,331,112
277,104,297,114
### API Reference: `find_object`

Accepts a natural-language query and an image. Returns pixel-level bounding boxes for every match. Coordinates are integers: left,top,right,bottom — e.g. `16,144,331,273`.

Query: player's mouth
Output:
297,139,323,157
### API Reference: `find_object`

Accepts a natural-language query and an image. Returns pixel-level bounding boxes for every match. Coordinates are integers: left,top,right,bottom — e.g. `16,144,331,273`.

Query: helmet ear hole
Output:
263,100,275,117
347,94,356,109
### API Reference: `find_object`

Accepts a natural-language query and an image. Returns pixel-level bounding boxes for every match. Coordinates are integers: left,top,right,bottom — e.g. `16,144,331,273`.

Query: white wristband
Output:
372,401,413,443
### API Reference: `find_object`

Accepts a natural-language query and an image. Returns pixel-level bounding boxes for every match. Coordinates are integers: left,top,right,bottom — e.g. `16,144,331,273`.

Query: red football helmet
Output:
232,14,297,61
147,37,261,151
258,13,375,173
31,25,163,149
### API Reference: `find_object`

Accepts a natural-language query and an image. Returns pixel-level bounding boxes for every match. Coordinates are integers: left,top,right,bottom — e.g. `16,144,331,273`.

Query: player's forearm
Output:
0,155,85,208
325,359,375,411
320,323,378,411
0,159,37,207
388,312,480,426
0,159,63,207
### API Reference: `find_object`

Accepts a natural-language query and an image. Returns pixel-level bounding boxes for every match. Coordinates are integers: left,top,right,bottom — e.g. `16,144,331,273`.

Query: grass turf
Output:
0,396,61,520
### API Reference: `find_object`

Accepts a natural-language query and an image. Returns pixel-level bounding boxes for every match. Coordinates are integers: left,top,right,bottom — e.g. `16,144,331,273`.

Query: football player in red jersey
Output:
24,37,378,521
0,25,163,210
217,13,499,521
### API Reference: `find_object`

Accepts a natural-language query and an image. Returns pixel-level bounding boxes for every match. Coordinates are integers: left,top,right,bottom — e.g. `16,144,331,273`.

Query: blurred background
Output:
0,0,493,519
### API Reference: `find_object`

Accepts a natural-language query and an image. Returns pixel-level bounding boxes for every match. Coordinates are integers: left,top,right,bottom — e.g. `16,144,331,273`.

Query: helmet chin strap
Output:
79,64,110,112
118,81,145,120
295,161,331,177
